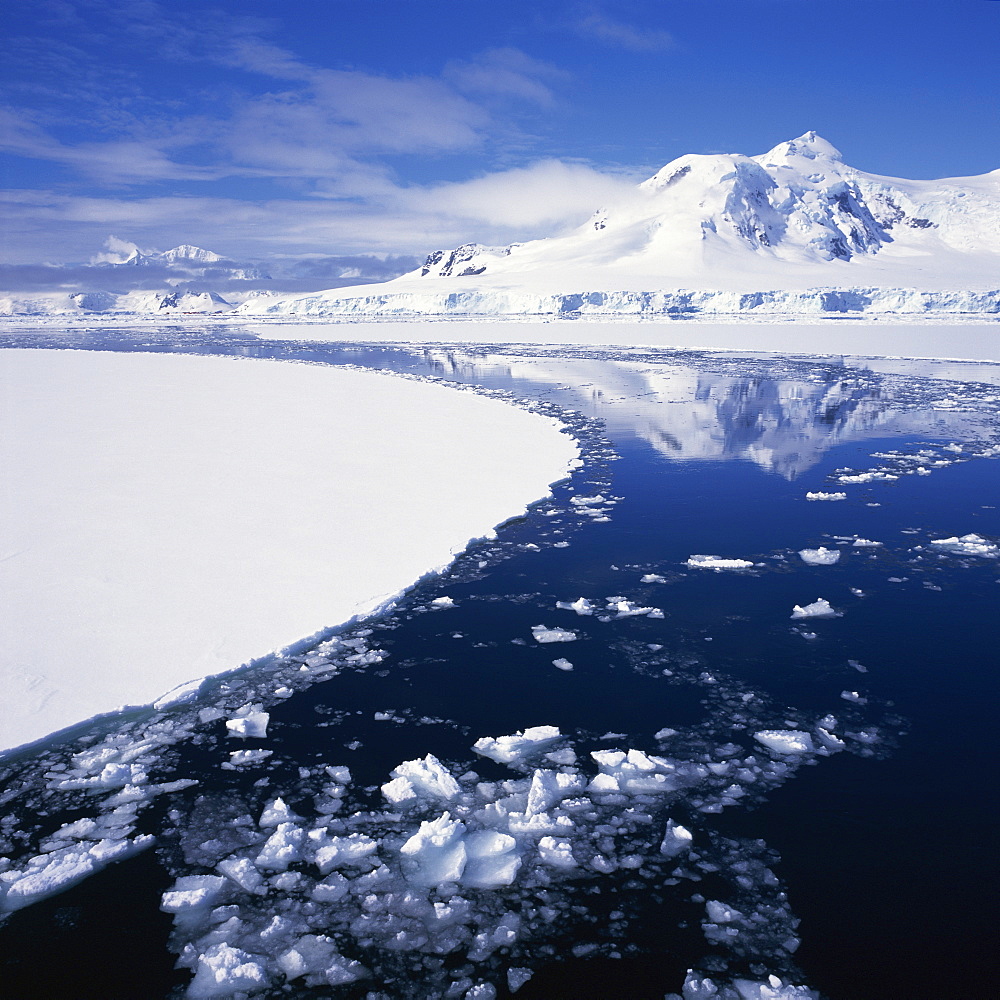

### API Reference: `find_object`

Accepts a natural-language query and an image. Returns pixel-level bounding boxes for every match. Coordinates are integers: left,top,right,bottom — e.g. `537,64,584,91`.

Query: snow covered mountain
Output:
114,244,268,281
241,133,1000,318
117,244,223,267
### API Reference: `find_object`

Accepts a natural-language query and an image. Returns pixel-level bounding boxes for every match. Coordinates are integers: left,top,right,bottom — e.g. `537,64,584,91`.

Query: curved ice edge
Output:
0,372,582,760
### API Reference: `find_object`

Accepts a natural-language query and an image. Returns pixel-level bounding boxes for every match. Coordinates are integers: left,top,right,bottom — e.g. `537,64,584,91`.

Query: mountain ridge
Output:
239,132,1000,318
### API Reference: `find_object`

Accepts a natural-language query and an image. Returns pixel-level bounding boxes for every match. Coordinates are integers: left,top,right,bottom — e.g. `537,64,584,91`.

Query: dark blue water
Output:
1,331,998,999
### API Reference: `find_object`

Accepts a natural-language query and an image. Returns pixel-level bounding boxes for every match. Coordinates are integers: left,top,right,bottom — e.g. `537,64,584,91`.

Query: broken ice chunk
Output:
805,491,846,501
798,547,840,566
431,596,456,608
221,749,273,770
473,726,564,764
852,538,883,548
659,820,693,858
537,837,577,869
555,597,595,615
255,823,306,871
160,875,227,913
186,943,268,998
531,624,577,643
790,598,840,619
259,798,302,828
754,730,815,755
400,813,467,887
605,597,661,617
387,754,460,802
640,574,667,584
461,830,521,888
686,555,754,571
225,709,269,739
929,533,1000,558
313,834,378,874
551,658,574,671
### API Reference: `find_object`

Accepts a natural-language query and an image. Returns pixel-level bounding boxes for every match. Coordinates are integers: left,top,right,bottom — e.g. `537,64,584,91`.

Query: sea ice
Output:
790,598,840,619
753,731,815,755
225,712,269,739
852,538,883,547
0,350,578,752
686,555,755,571
552,658,574,671
555,597,595,615
530,625,577,643
929,533,1000,557
805,492,846,501
472,727,564,764
798,547,840,566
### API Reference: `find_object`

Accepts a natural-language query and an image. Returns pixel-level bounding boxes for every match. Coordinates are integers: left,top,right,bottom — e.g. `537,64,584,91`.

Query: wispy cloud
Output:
0,1,636,267
444,48,570,108
574,8,673,52
0,153,640,266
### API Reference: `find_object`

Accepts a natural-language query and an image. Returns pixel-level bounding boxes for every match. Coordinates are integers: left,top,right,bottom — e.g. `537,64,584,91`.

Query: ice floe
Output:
686,555,756,571
928,533,1000,558
530,624,577,643
753,731,815,755
789,598,840,619
804,491,846,501
797,547,841,566
0,350,579,753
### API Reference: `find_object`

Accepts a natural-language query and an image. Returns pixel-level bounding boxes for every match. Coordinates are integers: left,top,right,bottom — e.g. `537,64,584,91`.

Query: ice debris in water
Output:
551,658,574,671
686,555,755,571
852,538,883,548
472,726,564,764
805,491,846,501
790,598,840,619
666,970,819,999
555,597,595,615
224,704,270,739
753,731,815,755
605,596,662,618
928,533,1000,558
431,596,456,608
221,750,273,770
530,624,577,643
641,573,667,584
156,703,865,999
797,547,840,566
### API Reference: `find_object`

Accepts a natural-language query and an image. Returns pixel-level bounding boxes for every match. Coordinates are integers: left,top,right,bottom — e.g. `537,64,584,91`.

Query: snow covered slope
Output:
240,133,1000,318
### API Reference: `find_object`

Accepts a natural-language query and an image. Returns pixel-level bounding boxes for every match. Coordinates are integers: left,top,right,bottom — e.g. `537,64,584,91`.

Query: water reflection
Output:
416,348,990,479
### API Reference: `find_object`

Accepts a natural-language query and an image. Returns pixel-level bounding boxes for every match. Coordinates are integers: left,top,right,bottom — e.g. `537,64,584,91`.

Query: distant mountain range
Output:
3,136,998,318
111,244,269,282
240,132,1000,319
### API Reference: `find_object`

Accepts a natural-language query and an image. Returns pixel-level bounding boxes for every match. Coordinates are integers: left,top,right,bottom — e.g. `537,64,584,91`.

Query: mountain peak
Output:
160,245,223,264
761,131,843,163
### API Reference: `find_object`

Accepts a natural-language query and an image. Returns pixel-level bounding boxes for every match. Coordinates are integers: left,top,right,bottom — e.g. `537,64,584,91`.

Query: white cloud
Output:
403,159,638,231
0,158,642,265
575,10,673,52
91,235,142,264
444,48,570,107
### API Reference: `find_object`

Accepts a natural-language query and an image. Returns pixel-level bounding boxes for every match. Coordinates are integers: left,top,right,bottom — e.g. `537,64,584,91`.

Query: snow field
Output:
0,349,579,752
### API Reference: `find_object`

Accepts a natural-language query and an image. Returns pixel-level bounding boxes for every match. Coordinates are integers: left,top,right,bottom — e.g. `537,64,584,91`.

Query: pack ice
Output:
153,707,865,1000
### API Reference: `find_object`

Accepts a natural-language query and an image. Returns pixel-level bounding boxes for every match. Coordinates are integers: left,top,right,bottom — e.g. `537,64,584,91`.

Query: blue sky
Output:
2,0,998,272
